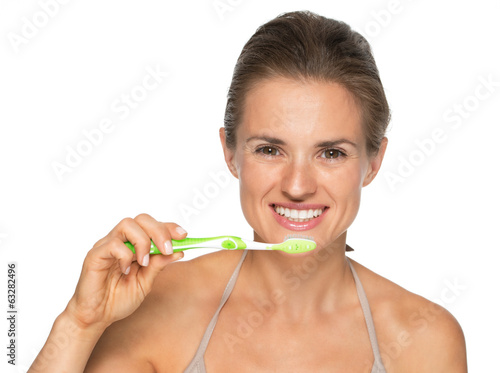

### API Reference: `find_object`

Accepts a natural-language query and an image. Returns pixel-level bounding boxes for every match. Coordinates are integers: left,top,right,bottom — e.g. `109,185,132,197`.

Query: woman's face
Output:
220,77,387,252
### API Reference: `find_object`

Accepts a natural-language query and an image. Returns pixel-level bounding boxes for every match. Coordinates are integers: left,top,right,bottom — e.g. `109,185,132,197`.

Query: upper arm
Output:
84,318,156,373
83,269,176,372
83,259,196,373
417,306,467,372
392,300,467,373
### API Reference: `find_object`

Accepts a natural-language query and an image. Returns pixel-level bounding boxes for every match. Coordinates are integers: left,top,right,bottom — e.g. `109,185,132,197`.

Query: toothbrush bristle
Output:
273,237,316,253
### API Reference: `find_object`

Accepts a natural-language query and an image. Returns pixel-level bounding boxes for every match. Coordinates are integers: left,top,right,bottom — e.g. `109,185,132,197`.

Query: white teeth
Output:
291,216,314,222
273,205,325,221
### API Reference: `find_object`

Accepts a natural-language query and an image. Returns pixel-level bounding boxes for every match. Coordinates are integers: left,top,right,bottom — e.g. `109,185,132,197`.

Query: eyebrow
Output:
245,136,358,149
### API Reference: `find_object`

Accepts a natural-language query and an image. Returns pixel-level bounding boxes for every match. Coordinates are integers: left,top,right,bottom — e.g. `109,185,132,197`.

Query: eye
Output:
321,148,345,160
256,146,280,157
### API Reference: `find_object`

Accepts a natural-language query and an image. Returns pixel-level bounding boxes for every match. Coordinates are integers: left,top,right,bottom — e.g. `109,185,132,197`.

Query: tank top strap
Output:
346,257,387,373
183,250,248,373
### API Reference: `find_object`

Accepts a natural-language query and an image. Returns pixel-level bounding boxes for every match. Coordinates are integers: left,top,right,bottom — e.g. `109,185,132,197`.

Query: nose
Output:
280,159,317,200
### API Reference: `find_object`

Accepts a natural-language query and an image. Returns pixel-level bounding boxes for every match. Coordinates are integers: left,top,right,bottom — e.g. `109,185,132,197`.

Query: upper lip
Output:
270,202,328,210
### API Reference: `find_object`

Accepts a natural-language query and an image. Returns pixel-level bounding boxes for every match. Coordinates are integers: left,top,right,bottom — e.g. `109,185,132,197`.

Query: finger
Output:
134,213,172,256
92,236,108,249
165,222,188,240
85,237,135,275
138,251,184,293
111,217,152,267
134,215,188,256
162,222,188,254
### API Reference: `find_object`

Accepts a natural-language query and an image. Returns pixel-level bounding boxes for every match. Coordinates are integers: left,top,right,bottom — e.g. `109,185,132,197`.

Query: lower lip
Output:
269,205,329,231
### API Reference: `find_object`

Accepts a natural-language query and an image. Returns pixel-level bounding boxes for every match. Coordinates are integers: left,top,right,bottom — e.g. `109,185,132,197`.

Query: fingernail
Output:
164,241,173,255
124,266,131,275
142,254,149,267
175,226,187,235
172,252,183,261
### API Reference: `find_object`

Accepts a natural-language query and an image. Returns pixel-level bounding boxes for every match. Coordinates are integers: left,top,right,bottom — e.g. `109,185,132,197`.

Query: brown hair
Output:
223,10,391,156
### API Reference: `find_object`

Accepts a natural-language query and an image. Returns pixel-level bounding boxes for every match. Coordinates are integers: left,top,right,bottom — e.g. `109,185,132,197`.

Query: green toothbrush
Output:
124,236,316,254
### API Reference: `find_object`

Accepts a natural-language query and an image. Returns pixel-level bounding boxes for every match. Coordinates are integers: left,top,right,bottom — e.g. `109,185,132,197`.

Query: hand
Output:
64,213,187,331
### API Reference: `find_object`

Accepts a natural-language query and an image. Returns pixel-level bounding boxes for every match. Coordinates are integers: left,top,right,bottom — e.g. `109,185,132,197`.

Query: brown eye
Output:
324,149,341,159
259,146,279,156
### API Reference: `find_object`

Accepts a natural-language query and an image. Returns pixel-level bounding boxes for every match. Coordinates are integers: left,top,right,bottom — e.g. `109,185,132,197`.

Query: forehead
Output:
240,77,363,140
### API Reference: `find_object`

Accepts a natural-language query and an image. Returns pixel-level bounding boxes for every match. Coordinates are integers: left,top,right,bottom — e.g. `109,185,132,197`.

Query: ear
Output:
362,137,388,187
219,127,239,179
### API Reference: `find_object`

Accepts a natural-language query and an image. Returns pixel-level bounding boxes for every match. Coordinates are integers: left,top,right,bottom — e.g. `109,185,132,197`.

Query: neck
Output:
241,232,354,322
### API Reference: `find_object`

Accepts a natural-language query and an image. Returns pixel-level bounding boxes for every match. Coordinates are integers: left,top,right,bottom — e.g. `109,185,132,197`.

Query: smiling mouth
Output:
271,204,328,222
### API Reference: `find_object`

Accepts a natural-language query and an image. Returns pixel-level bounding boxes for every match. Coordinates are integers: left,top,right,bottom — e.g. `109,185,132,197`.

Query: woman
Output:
29,10,466,372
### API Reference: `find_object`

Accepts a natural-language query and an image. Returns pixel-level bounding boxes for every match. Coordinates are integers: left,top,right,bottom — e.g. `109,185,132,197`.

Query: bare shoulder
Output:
85,250,244,372
349,258,467,373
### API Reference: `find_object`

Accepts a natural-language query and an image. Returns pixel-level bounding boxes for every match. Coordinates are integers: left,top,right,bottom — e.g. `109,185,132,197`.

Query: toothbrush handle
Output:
172,237,224,248
124,236,247,254
171,237,229,252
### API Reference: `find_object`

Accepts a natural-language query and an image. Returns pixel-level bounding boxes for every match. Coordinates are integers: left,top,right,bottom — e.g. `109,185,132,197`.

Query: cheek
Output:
321,162,365,201
238,156,274,206
322,162,363,187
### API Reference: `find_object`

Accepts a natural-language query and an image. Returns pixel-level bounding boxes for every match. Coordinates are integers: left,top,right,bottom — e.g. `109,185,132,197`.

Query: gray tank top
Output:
183,251,387,373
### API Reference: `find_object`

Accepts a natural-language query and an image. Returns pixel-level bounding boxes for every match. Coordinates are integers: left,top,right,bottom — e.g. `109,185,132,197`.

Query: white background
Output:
1,0,499,371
